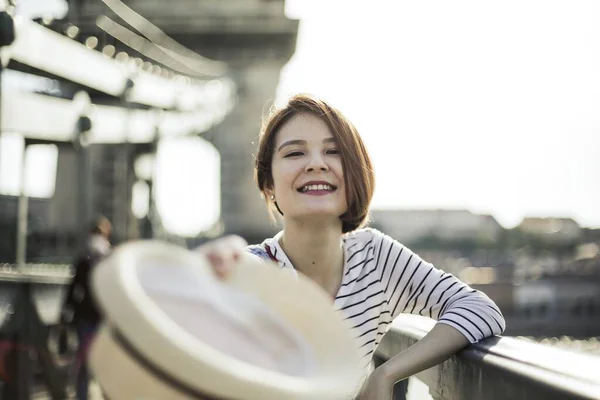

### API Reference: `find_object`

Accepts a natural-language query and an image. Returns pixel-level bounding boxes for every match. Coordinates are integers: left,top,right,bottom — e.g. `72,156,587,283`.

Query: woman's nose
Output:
305,153,329,172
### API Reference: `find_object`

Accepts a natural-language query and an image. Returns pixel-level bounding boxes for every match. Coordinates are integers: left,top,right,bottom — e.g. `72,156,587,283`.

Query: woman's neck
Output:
280,218,345,297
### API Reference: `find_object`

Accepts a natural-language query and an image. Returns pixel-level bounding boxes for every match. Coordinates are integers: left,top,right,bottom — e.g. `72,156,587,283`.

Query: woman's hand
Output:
356,366,395,400
194,235,248,280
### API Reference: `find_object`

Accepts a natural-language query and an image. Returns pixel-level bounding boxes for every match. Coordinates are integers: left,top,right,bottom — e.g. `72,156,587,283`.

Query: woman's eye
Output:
326,148,340,155
284,151,304,158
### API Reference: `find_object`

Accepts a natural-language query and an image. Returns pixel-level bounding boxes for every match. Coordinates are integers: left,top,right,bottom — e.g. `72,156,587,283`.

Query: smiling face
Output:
268,113,348,224
255,94,375,233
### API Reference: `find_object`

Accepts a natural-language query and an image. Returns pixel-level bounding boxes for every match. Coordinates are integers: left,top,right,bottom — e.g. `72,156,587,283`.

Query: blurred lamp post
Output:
15,140,28,268
73,91,92,244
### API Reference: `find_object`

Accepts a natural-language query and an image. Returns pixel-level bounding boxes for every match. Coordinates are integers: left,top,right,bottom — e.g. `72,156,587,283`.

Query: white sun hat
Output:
89,240,364,400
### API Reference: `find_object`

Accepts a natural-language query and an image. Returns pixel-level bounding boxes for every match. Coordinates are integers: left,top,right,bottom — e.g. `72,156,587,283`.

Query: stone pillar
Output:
67,0,299,242
210,62,289,242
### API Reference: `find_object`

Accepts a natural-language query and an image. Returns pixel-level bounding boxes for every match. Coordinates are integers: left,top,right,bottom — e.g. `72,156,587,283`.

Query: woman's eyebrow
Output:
277,137,336,152
277,139,306,152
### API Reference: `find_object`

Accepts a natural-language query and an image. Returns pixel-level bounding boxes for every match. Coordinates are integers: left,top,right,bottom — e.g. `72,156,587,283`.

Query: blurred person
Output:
196,94,506,400
61,216,112,400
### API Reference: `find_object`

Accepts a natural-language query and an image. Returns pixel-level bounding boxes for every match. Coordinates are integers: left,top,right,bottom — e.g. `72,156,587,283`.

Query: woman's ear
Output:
264,187,283,215
264,184,275,200
264,188,273,201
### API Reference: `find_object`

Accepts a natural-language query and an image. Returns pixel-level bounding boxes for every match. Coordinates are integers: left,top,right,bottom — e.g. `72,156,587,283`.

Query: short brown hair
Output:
254,94,375,233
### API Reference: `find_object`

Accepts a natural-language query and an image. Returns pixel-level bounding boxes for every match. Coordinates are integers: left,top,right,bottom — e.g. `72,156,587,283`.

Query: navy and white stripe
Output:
246,228,506,367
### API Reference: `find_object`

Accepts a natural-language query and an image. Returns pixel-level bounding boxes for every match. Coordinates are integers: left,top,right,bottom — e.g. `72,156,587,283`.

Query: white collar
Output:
262,231,298,278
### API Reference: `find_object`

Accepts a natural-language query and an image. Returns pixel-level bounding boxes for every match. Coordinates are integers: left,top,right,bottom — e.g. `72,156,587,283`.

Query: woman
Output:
197,94,505,399
62,216,112,400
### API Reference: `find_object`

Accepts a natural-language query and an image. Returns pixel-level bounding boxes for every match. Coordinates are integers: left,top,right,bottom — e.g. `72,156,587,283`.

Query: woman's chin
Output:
289,208,346,222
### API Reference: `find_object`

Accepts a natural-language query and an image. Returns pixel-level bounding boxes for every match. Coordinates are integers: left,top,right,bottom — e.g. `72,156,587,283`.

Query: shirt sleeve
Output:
371,229,506,343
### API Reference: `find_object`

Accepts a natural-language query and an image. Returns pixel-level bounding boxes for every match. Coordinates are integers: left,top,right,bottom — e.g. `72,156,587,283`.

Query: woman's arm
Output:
372,229,506,343
384,323,469,381
358,324,469,399
357,229,506,399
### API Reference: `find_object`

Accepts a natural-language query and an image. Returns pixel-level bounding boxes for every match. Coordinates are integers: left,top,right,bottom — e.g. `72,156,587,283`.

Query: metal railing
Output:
0,265,73,399
3,266,600,399
374,315,600,400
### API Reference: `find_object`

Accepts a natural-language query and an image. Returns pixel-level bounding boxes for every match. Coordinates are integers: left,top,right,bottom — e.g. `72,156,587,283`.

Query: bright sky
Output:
154,137,221,236
277,0,600,229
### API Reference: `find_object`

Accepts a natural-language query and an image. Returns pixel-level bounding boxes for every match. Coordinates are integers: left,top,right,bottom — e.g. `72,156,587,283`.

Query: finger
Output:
206,252,224,267
213,264,229,279
213,235,247,264
193,235,248,279
205,254,229,280
218,235,248,252
206,246,237,279
193,235,247,256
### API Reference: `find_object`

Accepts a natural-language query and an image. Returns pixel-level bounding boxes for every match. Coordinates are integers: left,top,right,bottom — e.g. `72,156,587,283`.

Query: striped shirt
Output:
246,228,506,368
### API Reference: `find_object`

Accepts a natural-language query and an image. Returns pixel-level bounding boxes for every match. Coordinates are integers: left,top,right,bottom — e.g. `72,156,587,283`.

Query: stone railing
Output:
374,315,600,400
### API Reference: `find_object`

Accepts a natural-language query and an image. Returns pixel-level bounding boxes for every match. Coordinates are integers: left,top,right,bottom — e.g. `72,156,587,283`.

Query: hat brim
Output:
89,240,364,400
91,324,222,399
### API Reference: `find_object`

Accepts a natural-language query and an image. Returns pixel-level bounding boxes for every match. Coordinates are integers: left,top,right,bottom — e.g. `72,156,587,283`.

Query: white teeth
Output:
301,184,333,192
